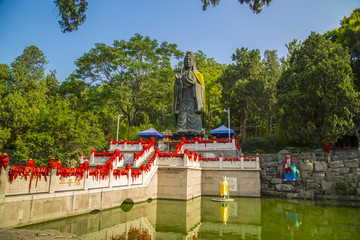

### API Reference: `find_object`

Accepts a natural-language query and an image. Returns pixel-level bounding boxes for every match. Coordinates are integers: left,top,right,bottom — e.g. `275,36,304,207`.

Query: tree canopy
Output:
73,34,183,129
219,47,267,143
54,0,88,33
326,8,360,90
277,32,359,145
201,0,271,13
0,46,106,165
55,0,272,33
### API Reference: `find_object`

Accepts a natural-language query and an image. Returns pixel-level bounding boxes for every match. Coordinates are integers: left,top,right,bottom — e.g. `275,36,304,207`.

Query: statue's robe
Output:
175,70,205,134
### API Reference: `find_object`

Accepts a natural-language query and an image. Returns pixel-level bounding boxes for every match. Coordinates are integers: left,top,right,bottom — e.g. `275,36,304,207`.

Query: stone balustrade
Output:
0,157,158,198
200,154,260,169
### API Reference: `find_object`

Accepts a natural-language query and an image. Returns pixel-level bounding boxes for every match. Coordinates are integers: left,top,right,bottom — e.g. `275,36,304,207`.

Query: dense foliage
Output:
0,46,106,165
54,0,88,33
326,8,360,90
277,33,358,146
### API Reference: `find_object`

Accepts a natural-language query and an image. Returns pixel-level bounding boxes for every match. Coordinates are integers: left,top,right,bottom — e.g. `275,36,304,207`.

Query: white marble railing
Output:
157,152,200,168
200,154,260,169
0,157,158,198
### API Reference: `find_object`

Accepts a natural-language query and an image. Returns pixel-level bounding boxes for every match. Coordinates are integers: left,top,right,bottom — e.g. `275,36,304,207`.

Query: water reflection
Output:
21,196,360,239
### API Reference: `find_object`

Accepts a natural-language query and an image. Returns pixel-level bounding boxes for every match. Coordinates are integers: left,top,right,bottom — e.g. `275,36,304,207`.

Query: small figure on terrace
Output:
220,176,229,199
282,154,299,181
174,51,205,136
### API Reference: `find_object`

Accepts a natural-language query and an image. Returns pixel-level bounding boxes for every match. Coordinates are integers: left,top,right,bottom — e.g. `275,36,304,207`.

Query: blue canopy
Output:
210,125,236,138
137,127,165,139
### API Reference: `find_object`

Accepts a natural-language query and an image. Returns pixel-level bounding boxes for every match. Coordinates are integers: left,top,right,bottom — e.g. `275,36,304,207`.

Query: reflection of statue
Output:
220,203,229,225
282,155,299,181
174,51,205,136
220,176,229,199
286,212,301,239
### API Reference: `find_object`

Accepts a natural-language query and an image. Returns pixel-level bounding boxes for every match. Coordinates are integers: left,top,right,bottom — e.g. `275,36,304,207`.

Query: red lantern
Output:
47,159,58,169
0,154,10,170
27,159,35,167
57,161,62,169
83,161,89,170
126,164,131,170
79,163,84,169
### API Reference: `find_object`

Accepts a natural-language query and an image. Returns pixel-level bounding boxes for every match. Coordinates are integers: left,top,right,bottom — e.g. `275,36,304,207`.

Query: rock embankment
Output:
261,149,360,200
0,229,75,240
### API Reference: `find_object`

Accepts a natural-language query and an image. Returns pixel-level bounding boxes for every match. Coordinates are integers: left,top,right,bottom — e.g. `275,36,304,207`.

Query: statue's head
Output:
184,51,196,70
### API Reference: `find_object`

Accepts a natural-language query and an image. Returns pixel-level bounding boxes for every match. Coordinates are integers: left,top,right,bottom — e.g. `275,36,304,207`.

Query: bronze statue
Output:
174,51,205,138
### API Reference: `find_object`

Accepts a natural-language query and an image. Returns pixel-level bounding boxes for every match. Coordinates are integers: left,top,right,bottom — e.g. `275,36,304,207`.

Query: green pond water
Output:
21,196,360,239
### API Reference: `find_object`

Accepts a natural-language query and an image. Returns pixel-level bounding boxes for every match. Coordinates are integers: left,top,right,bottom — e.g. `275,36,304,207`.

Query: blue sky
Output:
0,0,359,82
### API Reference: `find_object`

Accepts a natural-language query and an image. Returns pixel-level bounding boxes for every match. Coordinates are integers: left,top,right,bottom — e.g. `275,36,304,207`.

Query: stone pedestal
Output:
171,132,204,140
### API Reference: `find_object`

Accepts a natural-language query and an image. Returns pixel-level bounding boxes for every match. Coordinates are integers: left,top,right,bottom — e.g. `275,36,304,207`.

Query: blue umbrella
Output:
210,125,236,138
137,127,165,139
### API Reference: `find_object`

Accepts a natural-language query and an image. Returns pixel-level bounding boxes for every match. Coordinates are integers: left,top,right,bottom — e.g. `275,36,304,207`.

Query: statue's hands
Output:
174,68,181,80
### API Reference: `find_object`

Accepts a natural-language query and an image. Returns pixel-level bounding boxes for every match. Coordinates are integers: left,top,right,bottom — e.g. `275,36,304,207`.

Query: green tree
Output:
54,1,272,33
0,46,106,165
54,0,88,33
325,8,360,90
201,0,271,13
263,50,281,133
219,47,266,143
277,32,358,146
194,50,225,130
73,34,183,136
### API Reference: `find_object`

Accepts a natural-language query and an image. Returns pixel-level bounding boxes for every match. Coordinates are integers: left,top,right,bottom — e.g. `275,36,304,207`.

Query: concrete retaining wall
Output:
202,169,261,197
157,167,202,200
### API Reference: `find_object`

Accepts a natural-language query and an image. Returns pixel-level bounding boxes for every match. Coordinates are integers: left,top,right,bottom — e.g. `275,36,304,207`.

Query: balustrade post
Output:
90,151,95,165
124,142,127,150
141,171,144,185
213,141,216,150
184,154,188,167
109,169,113,188
48,168,57,193
128,169,132,186
80,153,84,163
195,141,198,150
115,156,119,168
0,166,10,199
232,138,236,150
139,142,142,151
219,155,223,169
83,171,88,191
256,153,260,169
240,153,244,169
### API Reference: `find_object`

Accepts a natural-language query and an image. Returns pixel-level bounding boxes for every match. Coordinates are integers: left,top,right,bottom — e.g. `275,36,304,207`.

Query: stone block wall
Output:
261,149,360,200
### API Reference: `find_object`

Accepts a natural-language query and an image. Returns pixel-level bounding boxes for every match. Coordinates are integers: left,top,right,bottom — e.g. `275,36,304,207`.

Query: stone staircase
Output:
134,152,155,169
